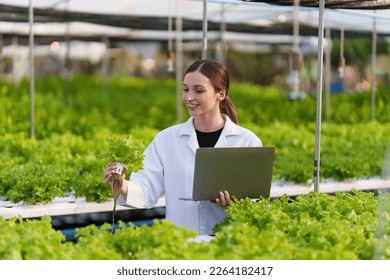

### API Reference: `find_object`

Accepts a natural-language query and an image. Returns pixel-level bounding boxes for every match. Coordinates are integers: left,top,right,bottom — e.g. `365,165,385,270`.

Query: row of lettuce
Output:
0,75,390,204
1,121,389,205
1,190,389,260
2,74,390,137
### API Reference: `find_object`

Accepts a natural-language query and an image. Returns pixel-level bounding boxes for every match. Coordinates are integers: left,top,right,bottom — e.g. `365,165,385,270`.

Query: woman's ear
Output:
218,90,226,101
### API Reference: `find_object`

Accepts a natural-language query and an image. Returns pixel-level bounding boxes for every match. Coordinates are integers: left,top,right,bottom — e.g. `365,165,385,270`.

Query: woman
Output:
104,59,262,235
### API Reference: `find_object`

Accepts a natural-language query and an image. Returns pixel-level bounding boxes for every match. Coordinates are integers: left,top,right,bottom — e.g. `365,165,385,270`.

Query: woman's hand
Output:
103,162,128,199
215,191,231,206
214,191,244,206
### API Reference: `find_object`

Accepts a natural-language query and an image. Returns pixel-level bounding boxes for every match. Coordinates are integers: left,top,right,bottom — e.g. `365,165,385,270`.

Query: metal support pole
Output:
217,3,227,64
288,0,302,99
338,17,345,79
202,0,208,59
292,0,300,53
175,0,184,123
325,12,331,122
314,0,325,192
64,1,71,107
12,36,18,85
371,11,377,120
167,0,175,72
29,0,35,138
168,0,173,53
102,36,109,95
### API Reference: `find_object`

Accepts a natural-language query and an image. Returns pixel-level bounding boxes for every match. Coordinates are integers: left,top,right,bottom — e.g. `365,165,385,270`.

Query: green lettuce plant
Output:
98,134,145,176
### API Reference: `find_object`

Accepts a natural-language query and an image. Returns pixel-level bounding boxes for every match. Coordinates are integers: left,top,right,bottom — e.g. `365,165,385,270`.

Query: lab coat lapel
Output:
215,115,239,148
214,129,227,147
187,133,198,153
180,117,198,153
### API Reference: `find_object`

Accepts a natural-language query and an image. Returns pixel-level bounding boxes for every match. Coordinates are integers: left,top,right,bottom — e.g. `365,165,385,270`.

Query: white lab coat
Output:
118,115,262,235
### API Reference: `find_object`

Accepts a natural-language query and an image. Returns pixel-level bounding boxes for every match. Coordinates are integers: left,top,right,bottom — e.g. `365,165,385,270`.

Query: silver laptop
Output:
180,146,275,201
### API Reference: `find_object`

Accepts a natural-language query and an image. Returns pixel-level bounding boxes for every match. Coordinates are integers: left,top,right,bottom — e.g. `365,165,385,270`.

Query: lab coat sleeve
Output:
116,181,146,208
252,136,262,147
117,138,165,209
243,128,263,147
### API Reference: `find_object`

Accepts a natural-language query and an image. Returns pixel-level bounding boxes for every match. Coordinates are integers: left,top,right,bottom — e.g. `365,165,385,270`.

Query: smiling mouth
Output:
186,104,199,109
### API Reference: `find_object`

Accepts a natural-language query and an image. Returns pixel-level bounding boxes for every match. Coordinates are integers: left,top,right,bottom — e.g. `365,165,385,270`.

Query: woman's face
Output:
182,71,222,119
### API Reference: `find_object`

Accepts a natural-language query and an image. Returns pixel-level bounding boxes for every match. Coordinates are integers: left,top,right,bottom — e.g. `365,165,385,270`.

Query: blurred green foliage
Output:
0,75,389,204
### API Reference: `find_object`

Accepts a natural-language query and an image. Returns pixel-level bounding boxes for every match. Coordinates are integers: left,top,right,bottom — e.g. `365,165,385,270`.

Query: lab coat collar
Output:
179,114,240,152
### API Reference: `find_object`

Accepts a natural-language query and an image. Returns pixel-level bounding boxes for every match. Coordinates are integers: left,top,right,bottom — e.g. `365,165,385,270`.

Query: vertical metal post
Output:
102,36,109,95
175,0,184,123
168,0,173,53
64,0,71,106
325,12,331,122
338,17,345,79
167,0,175,72
0,25,3,78
314,0,325,192
12,36,18,85
292,0,300,53
202,0,208,59
288,0,302,100
29,0,35,138
371,11,377,120
217,3,227,64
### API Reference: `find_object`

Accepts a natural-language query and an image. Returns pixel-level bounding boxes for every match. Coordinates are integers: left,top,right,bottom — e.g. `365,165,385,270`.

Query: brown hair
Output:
184,59,238,124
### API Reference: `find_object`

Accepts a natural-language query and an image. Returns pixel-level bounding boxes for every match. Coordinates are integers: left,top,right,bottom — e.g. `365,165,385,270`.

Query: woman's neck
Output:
193,114,225,132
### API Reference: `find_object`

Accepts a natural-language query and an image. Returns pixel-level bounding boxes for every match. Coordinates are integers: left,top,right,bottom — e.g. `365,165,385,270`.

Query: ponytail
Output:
220,96,238,124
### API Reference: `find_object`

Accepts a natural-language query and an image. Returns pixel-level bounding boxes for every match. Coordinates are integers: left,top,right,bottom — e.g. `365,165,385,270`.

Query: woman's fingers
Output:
215,191,231,206
103,162,116,184
224,191,231,204
102,162,128,200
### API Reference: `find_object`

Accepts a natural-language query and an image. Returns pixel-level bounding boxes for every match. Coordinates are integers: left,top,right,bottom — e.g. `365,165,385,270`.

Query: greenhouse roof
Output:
244,0,390,9
0,0,390,47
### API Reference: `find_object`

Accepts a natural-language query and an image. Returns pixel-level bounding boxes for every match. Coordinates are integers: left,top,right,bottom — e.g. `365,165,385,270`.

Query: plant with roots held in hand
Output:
98,134,145,230
99,134,145,190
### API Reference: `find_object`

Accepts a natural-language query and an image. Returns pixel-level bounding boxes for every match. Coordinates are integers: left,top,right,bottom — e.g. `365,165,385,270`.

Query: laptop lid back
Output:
192,146,275,201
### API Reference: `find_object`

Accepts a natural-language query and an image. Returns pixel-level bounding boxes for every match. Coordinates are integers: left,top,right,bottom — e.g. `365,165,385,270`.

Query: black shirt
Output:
195,127,224,148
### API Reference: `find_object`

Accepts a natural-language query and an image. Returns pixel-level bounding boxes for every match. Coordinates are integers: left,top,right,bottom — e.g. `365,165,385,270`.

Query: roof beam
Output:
243,0,390,9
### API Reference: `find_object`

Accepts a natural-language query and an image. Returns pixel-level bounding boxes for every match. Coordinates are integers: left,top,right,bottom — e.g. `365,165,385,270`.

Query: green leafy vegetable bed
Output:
1,190,389,260
1,75,390,204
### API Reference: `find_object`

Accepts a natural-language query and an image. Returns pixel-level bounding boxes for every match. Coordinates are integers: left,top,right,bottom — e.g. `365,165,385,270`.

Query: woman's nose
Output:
185,92,194,101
